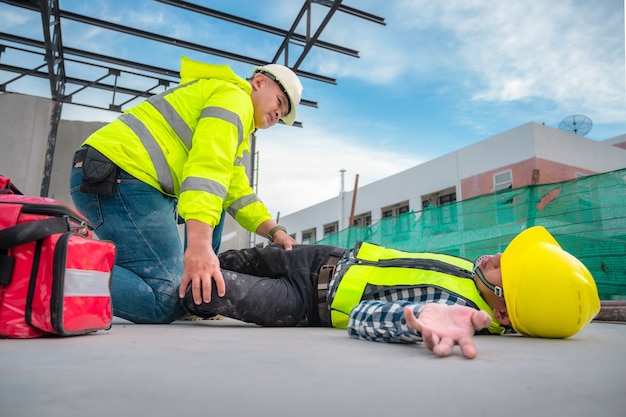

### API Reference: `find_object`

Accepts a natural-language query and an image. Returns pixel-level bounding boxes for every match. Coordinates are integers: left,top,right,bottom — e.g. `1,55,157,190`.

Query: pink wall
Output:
460,158,596,199
613,141,626,150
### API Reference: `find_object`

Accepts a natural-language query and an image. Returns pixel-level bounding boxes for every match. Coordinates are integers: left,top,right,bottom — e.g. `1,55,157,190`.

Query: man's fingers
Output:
422,330,435,351
178,276,190,298
191,277,203,305
405,307,440,354
472,310,492,330
213,270,226,297
433,337,454,357
201,275,213,303
404,307,421,331
458,336,478,359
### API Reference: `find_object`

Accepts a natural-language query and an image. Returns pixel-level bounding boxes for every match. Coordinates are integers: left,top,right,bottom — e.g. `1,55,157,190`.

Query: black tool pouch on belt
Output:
80,147,119,196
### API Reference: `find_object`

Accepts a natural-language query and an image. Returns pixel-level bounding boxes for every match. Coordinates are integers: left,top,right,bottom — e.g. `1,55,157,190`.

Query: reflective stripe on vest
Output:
180,176,227,198
118,113,175,195
200,106,244,148
227,193,262,218
150,85,194,150
329,242,505,334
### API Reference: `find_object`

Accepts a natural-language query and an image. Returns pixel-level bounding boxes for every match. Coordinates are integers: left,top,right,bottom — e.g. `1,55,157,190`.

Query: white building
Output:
276,122,626,245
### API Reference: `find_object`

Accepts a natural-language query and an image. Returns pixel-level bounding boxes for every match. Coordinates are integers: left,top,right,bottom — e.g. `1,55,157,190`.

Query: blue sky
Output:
2,0,625,216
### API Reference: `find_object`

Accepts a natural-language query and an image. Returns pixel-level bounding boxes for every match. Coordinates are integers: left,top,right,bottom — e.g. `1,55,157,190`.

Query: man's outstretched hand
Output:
404,304,492,359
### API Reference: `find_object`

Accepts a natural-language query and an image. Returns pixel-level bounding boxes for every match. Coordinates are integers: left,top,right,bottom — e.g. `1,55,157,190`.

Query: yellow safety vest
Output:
82,56,272,232
328,242,506,334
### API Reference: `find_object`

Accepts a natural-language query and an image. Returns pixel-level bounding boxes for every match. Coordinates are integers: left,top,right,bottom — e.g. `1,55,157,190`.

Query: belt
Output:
317,247,346,327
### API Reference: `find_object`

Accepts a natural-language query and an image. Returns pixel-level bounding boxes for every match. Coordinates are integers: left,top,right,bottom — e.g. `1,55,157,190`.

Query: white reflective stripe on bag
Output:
63,268,111,297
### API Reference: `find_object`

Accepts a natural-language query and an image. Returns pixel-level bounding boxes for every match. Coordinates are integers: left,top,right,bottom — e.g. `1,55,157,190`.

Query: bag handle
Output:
0,217,69,250
0,175,23,195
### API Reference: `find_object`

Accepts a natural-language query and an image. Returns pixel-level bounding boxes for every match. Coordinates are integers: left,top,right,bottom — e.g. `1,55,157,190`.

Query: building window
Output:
421,187,458,230
301,228,316,244
381,202,409,219
439,192,456,205
353,212,372,227
494,170,512,191
380,202,410,235
421,187,456,209
323,222,338,238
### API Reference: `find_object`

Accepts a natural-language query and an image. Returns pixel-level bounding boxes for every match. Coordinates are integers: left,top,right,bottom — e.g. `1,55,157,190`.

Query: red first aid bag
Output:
0,175,116,338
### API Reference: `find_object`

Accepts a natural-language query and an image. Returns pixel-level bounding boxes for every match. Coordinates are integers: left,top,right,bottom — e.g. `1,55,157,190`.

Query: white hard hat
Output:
252,64,303,125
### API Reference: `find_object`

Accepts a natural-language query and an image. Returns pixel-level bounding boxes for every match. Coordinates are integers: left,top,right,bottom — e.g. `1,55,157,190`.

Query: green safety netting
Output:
314,168,626,300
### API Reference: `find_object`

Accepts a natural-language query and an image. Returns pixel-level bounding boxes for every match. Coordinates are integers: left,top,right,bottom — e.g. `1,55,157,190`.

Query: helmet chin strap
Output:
474,256,504,297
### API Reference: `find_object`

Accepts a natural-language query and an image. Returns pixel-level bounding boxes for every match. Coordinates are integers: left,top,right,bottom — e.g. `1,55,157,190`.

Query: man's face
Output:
250,73,290,129
476,253,503,288
475,253,510,325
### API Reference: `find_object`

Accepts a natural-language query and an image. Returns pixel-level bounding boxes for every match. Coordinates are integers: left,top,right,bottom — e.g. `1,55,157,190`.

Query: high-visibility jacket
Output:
327,241,506,334
82,56,272,232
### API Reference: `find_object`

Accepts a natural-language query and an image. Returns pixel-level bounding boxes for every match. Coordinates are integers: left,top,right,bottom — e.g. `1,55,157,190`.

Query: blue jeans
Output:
70,166,186,323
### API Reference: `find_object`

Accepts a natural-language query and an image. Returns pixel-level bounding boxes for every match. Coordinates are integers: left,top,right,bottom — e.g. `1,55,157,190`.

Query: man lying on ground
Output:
180,226,600,359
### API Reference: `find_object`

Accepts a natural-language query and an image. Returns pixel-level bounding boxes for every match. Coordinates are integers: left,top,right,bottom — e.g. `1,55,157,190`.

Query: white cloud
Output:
303,1,625,120
254,123,424,216
0,7,32,28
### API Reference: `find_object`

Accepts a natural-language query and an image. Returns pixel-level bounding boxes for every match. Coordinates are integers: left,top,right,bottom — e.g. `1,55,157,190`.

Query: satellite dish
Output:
558,114,593,136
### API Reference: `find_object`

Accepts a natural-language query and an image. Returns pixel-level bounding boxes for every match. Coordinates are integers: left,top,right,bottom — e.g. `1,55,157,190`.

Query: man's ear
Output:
251,73,265,91
493,308,511,326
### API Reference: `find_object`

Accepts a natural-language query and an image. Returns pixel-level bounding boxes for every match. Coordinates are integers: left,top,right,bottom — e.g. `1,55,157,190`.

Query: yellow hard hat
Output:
500,226,600,338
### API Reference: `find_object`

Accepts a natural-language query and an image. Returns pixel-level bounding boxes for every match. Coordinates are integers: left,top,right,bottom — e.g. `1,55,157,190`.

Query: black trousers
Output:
181,244,344,326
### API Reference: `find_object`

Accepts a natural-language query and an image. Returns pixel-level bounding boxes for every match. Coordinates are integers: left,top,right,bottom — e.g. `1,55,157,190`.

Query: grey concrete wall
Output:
51,119,106,205
0,93,104,205
0,93,54,196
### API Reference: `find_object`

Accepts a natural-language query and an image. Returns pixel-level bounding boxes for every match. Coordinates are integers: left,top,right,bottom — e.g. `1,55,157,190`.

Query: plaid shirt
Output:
347,286,474,343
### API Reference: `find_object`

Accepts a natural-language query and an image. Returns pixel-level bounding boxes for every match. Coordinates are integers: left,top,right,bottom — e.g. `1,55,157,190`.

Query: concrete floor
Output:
1,318,625,417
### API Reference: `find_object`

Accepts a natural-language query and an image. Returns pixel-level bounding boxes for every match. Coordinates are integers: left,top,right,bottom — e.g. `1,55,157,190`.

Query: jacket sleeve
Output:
347,300,425,344
223,155,272,233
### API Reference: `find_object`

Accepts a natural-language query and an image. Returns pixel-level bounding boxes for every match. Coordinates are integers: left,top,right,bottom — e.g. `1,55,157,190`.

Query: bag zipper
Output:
50,232,71,335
